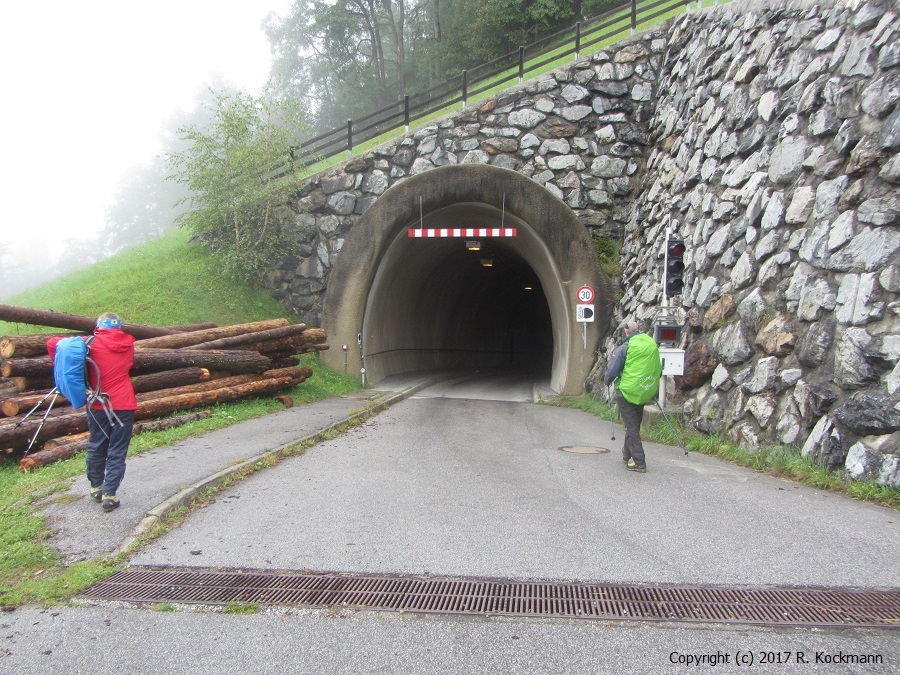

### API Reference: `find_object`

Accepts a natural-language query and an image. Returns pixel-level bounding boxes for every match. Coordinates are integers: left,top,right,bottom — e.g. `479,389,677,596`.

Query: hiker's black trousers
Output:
86,409,135,496
616,390,646,468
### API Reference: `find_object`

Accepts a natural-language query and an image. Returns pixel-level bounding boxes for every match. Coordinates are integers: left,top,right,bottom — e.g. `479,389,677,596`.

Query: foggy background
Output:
0,0,293,299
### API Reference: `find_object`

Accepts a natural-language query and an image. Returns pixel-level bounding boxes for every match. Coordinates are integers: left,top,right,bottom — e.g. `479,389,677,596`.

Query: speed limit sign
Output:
576,285,595,303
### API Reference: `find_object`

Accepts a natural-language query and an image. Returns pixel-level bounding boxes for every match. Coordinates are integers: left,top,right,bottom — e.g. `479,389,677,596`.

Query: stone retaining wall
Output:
595,0,899,486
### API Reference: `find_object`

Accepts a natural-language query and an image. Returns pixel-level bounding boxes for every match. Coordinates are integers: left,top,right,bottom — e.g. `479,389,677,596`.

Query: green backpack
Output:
617,333,662,405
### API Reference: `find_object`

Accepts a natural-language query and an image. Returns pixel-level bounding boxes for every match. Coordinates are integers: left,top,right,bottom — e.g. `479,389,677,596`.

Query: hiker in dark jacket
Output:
604,321,662,473
48,312,136,511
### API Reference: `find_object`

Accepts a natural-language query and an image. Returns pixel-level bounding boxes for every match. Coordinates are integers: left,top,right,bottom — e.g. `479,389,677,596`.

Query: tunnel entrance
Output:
322,164,612,395
363,203,554,381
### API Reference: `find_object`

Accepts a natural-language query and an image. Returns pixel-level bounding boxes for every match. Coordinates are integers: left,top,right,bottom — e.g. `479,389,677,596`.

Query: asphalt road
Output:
131,393,900,588
2,373,899,673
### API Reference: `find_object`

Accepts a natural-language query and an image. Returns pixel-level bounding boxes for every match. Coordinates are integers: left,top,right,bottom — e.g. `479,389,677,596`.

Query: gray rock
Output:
857,195,900,227
797,277,836,321
809,108,840,137
785,186,816,224
560,84,589,104
880,108,900,151
559,105,593,121
795,319,836,368
744,356,779,394
821,227,900,273
793,379,839,429
362,171,388,195
508,109,547,129
326,192,357,215
548,155,586,171
461,149,490,164
768,137,810,185
845,440,900,489
737,288,767,325
761,192,785,231
834,392,900,436
828,210,857,251
730,251,757,289
590,156,627,178
881,154,900,184
711,321,754,366
861,74,900,119
834,328,879,389
801,415,846,470
711,364,733,391
835,273,880,325
814,176,849,222
746,394,777,428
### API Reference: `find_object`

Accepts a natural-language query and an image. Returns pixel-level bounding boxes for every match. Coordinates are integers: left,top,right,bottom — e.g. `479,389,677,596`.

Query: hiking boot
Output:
626,459,646,473
101,495,120,512
89,487,102,503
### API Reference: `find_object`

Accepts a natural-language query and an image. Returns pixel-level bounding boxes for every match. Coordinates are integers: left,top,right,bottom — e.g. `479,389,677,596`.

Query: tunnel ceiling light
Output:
480,257,494,267
466,240,482,251
523,284,533,291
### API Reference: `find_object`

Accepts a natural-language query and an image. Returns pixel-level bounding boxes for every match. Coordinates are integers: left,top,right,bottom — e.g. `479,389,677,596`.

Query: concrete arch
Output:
321,164,614,395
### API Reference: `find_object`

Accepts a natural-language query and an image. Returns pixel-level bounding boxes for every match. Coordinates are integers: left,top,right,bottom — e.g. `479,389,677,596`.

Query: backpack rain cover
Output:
52,336,90,409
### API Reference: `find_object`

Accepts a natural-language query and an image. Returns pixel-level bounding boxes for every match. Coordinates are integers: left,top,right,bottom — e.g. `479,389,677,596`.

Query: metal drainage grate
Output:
83,567,900,628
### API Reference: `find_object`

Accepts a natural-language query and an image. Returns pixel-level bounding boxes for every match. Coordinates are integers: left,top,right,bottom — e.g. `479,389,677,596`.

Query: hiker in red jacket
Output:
48,312,136,512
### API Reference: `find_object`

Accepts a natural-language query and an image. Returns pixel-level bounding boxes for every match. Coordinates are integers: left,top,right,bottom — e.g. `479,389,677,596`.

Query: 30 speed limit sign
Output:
576,285,595,303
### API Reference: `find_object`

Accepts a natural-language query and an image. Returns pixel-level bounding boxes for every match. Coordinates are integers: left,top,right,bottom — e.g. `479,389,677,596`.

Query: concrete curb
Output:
111,380,438,557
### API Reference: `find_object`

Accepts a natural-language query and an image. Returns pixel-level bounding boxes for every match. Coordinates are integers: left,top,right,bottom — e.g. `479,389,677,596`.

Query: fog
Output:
0,1,293,299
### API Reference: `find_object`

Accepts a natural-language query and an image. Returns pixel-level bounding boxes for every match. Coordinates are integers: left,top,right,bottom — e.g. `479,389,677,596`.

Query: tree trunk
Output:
135,366,310,402
239,329,327,356
135,319,289,349
42,431,90,450
3,350,272,378
0,304,178,339
182,323,308,351
9,376,55,392
1,367,210,416
134,376,296,420
132,349,273,374
0,412,88,450
0,333,83,359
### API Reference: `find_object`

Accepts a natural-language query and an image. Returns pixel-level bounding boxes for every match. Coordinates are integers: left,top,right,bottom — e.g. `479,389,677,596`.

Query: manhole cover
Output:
559,445,610,454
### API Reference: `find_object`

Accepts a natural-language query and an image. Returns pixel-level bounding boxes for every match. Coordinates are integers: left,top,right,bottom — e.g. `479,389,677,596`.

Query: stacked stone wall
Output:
603,0,900,486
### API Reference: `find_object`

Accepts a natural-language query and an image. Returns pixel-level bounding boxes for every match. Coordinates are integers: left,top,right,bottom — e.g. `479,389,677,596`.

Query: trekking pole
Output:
25,390,60,453
653,398,688,456
606,385,616,441
14,387,60,428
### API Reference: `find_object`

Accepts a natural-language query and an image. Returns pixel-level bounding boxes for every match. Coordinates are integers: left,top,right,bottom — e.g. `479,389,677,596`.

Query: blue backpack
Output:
52,336,98,410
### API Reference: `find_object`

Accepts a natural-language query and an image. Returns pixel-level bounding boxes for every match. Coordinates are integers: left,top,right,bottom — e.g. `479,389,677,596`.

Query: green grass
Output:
548,394,900,510
1,228,288,335
223,601,259,615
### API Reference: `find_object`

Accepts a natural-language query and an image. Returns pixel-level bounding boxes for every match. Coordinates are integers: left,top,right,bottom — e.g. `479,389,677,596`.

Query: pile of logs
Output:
0,304,328,471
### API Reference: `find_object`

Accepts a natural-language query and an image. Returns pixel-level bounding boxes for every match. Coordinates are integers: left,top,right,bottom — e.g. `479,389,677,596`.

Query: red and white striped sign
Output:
408,227,517,238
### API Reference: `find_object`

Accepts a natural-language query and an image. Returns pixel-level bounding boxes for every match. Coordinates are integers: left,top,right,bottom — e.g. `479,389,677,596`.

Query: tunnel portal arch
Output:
322,164,614,395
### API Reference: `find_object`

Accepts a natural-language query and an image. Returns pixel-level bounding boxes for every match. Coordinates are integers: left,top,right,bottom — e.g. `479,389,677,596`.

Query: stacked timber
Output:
0,304,328,470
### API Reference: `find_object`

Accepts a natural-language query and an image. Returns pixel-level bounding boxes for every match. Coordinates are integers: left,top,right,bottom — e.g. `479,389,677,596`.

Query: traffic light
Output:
665,236,686,296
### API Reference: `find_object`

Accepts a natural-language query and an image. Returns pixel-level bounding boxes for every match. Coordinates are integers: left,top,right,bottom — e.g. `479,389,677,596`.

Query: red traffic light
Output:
667,238,685,257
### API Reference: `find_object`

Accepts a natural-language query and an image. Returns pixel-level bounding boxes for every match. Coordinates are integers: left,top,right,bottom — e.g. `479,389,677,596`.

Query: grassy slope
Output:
2,228,288,333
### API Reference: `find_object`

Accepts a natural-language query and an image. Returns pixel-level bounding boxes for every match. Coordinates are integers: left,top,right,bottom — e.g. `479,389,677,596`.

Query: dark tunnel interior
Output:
361,210,555,381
